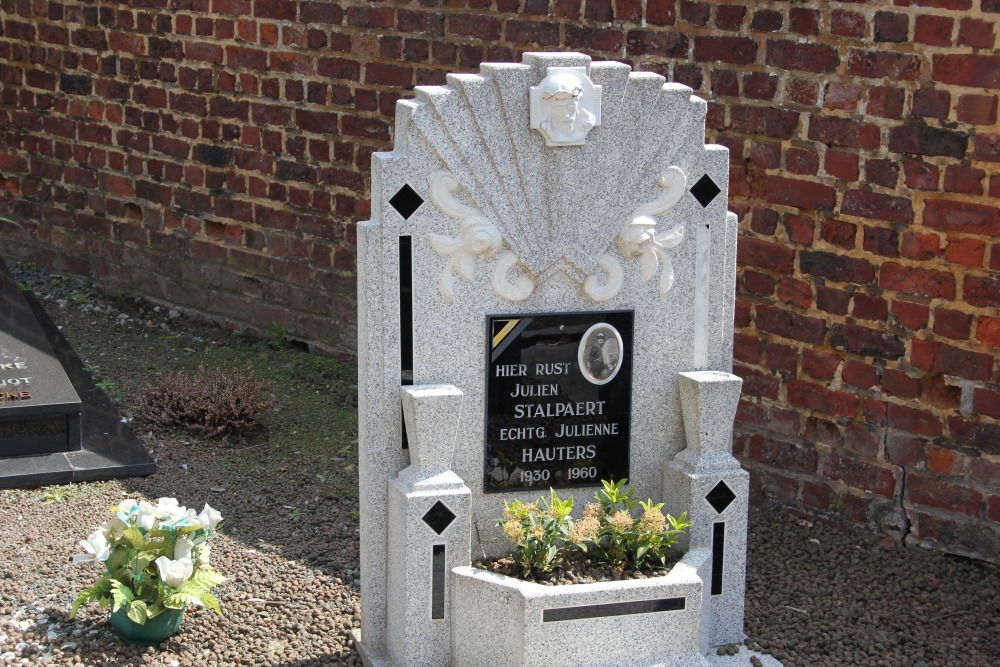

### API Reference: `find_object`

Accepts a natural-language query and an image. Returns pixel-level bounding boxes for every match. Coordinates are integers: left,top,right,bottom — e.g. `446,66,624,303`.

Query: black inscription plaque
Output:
484,311,633,491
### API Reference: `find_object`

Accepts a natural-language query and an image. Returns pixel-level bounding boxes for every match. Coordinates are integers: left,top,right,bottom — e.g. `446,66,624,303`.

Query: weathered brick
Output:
823,454,897,498
766,40,838,73
932,308,972,341
914,14,953,46
956,94,998,125
748,434,818,473
976,134,1000,163
880,263,956,300
694,36,757,65
903,160,941,190
964,276,1000,308
924,200,1000,236
734,364,780,399
848,49,920,81
766,176,835,209
831,10,865,38
842,360,877,388
625,30,687,57
874,12,909,43
842,190,913,225
882,369,921,399
800,250,875,285
756,305,828,344
802,349,840,381
911,339,993,381
976,315,1000,347
715,5,746,31
944,238,986,268
738,237,796,272
830,323,905,359
907,475,981,515
932,54,1000,88
809,116,879,150
889,124,968,159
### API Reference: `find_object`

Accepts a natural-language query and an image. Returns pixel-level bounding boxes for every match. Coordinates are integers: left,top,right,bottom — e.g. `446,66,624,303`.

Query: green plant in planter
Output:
497,489,575,577
70,497,226,640
588,478,691,572
495,479,691,580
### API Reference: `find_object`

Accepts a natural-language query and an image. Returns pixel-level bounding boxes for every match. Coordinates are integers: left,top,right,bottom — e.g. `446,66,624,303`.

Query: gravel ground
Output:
1,264,999,667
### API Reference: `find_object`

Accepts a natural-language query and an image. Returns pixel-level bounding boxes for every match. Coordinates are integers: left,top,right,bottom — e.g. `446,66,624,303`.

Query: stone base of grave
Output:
0,291,155,488
353,545,783,667
352,628,783,667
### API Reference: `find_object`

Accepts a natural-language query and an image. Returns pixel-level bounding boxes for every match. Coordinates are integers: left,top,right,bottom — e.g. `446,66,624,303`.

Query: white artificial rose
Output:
155,556,194,588
195,544,211,569
73,530,111,565
173,536,195,561
197,504,223,531
117,499,137,515
156,497,186,521
135,502,157,531
100,517,127,541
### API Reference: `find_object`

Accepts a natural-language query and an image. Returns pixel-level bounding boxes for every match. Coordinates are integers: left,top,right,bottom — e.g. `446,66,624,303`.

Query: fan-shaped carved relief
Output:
413,60,702,304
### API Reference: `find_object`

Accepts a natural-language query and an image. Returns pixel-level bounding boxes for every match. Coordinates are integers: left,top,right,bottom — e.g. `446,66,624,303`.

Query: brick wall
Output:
0,0,997,561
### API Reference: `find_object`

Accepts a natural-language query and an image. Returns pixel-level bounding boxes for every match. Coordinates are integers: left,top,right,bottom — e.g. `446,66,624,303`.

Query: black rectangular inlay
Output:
542,597,685,622
484,311,634,492
399,236,412,450
712,522,725,596
431,544,445,619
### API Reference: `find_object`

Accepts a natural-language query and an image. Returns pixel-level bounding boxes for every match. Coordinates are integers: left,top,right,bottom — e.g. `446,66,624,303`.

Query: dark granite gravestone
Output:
0,258,155,487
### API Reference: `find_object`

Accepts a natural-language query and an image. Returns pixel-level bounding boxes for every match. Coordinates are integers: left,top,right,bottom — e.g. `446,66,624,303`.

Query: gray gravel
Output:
1,264,999,666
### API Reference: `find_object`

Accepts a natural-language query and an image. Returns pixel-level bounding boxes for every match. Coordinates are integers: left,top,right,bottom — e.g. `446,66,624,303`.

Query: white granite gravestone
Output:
354,53,770,667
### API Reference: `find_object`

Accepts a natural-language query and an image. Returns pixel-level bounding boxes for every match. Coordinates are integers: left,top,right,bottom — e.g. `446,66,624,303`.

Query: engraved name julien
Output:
484,312,633,491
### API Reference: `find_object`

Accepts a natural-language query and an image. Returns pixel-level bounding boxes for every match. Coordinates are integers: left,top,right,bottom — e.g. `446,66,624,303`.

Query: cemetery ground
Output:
0,263,998,667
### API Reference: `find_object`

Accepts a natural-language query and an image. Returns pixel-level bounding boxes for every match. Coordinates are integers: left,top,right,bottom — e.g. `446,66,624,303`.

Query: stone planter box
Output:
450,548,712,667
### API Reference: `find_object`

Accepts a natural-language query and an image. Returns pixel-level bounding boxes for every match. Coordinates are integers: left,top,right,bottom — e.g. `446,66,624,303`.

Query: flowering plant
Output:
70,497,226,625
497,479,690,578
583,478,691,571
497,489,575,577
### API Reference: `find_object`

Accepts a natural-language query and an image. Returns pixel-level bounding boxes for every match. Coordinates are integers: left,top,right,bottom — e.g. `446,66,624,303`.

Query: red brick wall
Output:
0,1,997,560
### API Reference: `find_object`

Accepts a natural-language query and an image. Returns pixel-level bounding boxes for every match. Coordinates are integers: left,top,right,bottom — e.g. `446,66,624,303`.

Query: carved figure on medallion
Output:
530,68,602,147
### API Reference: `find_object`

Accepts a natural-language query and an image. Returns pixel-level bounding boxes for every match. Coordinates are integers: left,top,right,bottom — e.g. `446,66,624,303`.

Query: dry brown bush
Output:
133,363,272,439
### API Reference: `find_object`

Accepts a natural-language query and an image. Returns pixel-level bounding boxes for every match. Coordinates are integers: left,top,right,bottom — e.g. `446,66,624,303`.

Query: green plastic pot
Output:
109,606,184,646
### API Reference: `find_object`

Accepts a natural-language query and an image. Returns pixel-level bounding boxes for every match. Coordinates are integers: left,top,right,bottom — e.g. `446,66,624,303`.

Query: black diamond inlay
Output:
690,174,721,208
706,480,736,514
389,184,424,220
422,501,456,535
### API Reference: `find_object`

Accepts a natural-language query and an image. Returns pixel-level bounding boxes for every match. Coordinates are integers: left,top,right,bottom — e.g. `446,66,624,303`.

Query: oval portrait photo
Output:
577,323,624,385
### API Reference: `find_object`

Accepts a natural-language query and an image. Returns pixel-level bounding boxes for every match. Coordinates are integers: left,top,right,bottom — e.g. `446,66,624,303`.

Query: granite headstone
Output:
0,258,155,487
354,52,768,667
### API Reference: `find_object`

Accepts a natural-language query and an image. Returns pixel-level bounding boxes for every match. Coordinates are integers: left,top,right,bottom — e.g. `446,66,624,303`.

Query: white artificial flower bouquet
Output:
70,497,226,625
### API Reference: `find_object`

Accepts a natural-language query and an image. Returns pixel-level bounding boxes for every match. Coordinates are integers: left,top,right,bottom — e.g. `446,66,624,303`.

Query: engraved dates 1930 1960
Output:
484,311,633,491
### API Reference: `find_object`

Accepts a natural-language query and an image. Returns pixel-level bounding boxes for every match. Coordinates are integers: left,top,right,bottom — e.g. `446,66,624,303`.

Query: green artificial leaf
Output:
200,592,223,617
126,600,148,625
70,587,103,619
189,569,227,591
109,580,134,611
165,591,203,609
123,527,144,549
146,603,165,619
163,593,185,610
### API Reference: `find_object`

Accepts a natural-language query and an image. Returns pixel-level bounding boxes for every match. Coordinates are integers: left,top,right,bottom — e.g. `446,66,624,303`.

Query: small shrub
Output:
133,363,271,439
496,479,690,579
497,489,574,577
586,478,691,572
